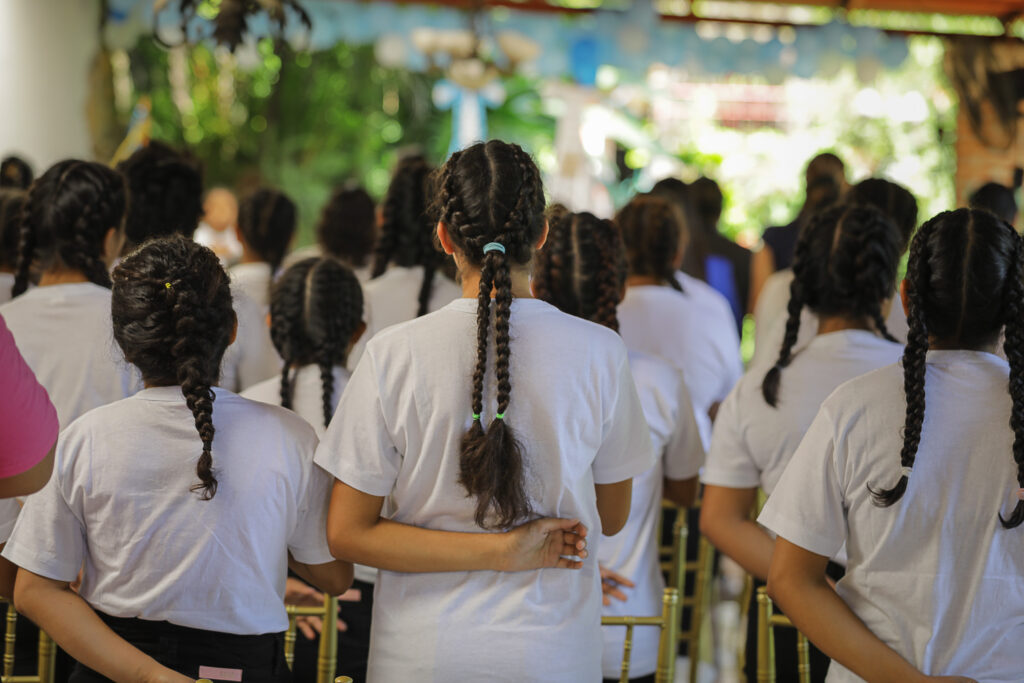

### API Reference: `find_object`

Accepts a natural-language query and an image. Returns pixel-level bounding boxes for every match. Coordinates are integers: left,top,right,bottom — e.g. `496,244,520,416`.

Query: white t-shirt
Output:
600,351,704,679
229,262,274,308
0,273,13,306
759,351,1024,682
347,266,462,370
704,330,903,496
0,283,142,428
2,387,333,635
219,286,282,393
751,269,907,367
0,499,20,544
618,285,743,449
194,222,243,267
314,298,655,683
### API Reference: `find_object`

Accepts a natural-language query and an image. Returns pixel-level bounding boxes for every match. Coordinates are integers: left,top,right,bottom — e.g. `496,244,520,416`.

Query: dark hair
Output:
762,204,901,407
116,141,204,251
0,156,33,190
616,194,685,292
534,209,625,332
795,174,843,227
806,152,846,187
848,178,919,252
433,141,546,529
111,235,235,500
0,189,26,271
869,209,1024,529
689,177,724,236
372,156,449,317
270,257,364,429
317,185,376,269
969,182,1018,226
237,188,297,272
13,160,126,298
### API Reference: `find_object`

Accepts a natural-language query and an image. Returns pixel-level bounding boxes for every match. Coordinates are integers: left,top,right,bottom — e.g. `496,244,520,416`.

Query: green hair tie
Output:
495,412,506,420
472,413,481,421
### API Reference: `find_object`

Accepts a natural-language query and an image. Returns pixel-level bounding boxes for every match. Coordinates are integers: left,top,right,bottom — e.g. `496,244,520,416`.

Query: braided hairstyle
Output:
12,160,126,298
116,141,204,252
762,204,901,407
317,185,376,269
270,257,364,430
616,194,685,292
0,156,33,190
0,189,26,271
434,141,546,529
534,208,626,332
848,178,919,252
869,209,1024,529
372,156,449,317
237,188,297,272
111,235,235,500
969,181,1018,226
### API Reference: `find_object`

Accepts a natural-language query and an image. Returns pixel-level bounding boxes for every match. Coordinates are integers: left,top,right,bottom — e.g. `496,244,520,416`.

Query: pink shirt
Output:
0,314,58,477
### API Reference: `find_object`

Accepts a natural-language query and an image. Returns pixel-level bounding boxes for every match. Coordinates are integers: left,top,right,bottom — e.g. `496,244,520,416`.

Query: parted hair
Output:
372,155,449,317
868,209,1024,530
237,187,297,272
116,141,204,251
0,189,26,271
533,207,626,332
271,257,364,430
848,178,918,252
762,204,902,407
317,185,376,269
112,236,235,500
12,160,126,298
433,140,546,529
616,194,685,292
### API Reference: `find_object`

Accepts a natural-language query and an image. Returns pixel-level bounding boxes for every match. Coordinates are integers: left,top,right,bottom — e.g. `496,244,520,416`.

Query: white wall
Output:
0,0,100,172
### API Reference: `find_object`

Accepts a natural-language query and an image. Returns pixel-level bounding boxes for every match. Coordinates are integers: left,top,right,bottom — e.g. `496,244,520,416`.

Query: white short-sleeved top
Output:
347,265,462,370
0,273,13,306
230,262,273,308
220,286,282,393
676,271,738,330
705,330,903,496
2,387,333,635
618,284,743,449
600,351,704,679
0,283,142,428
314,297,655,683
759,351,1024,682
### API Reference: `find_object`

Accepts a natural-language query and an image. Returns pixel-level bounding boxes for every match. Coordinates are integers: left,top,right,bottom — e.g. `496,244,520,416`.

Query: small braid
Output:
319,361,336,432
0,189,26,272
11,191,36,297
761,267,805,407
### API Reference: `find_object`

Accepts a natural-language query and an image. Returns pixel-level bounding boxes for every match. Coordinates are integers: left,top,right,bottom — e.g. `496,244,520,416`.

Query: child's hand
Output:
599,565,634,606
501,518,588,572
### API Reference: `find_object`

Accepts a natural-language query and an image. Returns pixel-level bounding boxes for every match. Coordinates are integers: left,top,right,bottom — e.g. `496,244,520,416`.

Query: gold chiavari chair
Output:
602,588,680,683
284,596,339,683
755,587,811,683
333,678,353,683
1,601,55,683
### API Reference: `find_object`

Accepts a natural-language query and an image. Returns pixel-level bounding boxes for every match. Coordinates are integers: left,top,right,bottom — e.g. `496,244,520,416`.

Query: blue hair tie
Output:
483,242,506,255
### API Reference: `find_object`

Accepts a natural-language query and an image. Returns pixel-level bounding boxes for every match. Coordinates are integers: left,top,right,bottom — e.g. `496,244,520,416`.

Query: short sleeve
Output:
757,404,847,558
287,462,336,566
592,352,656,485
314,347,401,497
0,315,59,478
701,382,761,489
663,376,704,481
1,441,87,581
0,499,21,544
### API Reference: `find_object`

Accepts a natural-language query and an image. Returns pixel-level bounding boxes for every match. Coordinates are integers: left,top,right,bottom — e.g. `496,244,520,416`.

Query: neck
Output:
38,269,90,286
929,337,1000,354
816,315,872,336
626,275,664,287
459,266,534,299
238,248,265,266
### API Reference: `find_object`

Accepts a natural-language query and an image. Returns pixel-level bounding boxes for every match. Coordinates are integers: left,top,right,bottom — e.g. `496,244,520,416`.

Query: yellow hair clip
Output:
164,282,172,289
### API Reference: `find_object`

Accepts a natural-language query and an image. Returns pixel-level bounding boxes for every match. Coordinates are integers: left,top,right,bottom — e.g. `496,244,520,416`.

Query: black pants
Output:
69,613,291,683
743,562,846,683
291,578,374,683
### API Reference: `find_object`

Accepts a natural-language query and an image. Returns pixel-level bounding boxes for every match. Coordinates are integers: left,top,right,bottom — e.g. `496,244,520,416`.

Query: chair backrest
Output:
1,600,55,683
755,586,811,683
601,587,680,683
284,596,339,683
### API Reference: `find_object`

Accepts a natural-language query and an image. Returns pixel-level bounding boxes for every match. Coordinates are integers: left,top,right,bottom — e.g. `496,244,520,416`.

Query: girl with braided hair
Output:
616,194,743,450
0,159,141,427
231,187,297,307
700,204,905,683
348,155,460,369
4,235,352,683
316,140,650,682
534,208,704,683
759,208,1024,683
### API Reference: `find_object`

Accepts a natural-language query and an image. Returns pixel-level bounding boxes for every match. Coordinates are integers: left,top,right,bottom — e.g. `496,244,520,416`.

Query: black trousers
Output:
68,613,291,683
291,578,374,683
742,562,846,683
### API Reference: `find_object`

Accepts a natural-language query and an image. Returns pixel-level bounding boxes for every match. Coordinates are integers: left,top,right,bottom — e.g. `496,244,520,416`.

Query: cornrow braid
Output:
111,235,235,500
999,230,1024,528
616,194,685,292
761,258,805,407
13,160,126,298
433,141,546,529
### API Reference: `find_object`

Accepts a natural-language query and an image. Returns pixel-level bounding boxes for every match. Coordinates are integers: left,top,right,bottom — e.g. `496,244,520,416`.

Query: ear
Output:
535,220,549,251
102,227,125,266
350,320,367,347
437,221,456,256
265,312,271,330
900,279,910,318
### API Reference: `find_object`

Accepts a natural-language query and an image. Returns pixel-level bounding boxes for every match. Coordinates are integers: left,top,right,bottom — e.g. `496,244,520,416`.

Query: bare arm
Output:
13,570,191,683
699,484,774,581
663,477,698,508
326,481,588,573
0,546,16,599
0,446,54,499
595,479,632,536
767,539,976,683
287,553,353,597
